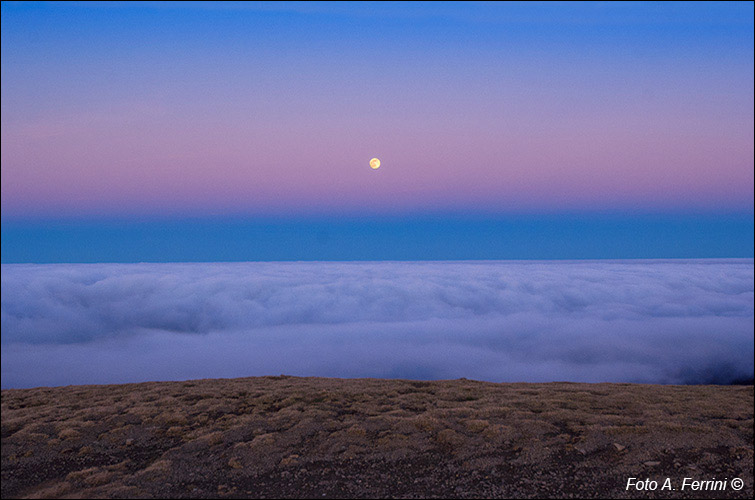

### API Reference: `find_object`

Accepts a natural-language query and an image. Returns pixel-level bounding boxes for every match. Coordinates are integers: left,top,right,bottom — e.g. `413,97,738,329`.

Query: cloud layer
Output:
2,260,753,388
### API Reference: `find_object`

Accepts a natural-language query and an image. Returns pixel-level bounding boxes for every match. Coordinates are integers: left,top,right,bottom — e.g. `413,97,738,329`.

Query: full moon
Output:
369,158,380,169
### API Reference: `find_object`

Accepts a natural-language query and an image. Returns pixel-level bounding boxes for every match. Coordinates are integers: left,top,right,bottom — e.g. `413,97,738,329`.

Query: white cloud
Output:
1,260,752,388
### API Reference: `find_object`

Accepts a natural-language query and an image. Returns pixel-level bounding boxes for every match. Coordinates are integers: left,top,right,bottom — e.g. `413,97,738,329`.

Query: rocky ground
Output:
1,376,752,498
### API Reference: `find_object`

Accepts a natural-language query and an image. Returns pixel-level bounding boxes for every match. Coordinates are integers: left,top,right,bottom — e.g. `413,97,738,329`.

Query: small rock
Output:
575,447,587,455
125,439,135,446
227,457,242,469
643,461,661,467
613,443,626,452
279,454,300,467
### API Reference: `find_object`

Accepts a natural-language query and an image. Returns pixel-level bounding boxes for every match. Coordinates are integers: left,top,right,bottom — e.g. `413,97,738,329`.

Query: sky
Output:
1,1,753,262
2,260,752,388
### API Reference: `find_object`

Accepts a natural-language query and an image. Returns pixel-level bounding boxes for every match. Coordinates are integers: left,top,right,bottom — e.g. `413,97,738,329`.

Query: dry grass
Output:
1,376,752,498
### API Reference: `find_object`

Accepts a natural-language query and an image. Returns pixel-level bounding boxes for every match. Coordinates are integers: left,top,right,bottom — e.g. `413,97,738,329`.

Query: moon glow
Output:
369,158,381,169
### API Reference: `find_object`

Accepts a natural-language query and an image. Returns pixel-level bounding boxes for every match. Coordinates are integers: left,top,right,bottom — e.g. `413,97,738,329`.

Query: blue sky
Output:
2,213,753,262
1,1,753,262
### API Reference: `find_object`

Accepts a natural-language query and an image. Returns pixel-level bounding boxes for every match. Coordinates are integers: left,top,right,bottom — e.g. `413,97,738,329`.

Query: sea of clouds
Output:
1,260,752,388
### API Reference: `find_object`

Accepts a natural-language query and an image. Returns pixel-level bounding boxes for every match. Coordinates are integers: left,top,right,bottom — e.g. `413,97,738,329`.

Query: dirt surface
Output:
1,376,752,498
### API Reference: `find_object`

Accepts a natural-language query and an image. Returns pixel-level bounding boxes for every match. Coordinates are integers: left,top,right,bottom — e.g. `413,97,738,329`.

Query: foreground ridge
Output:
2,376,753,498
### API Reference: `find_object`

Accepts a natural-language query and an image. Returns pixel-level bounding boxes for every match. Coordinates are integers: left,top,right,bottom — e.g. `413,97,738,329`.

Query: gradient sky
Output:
1,1,753,262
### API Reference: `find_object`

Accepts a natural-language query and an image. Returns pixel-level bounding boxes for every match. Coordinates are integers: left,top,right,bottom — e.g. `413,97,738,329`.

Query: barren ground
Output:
1,376,752,498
